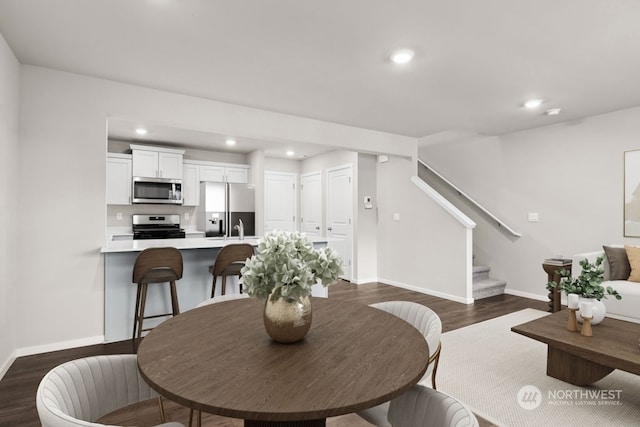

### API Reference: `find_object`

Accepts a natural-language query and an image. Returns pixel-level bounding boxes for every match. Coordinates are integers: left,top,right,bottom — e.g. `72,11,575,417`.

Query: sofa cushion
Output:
624,245,640,282
603,245,631,280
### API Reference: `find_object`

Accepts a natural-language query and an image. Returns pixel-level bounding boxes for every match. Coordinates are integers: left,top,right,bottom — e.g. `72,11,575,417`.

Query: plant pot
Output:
576,297,606,325
263,294,312,343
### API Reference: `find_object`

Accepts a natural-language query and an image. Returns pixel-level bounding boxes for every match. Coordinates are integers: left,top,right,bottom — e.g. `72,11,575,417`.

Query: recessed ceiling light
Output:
225,138,237,146
524,99,544,109
390,48,415,64
135,128,148,135
545,108,562,116
286,150,295,157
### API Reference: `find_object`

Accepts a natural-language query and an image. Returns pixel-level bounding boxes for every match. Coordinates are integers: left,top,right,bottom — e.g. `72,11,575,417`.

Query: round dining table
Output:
137,297,429,427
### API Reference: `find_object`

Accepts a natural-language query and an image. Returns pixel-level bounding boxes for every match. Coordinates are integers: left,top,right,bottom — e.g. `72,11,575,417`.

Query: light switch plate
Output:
528,212,539,222
393,213,400,221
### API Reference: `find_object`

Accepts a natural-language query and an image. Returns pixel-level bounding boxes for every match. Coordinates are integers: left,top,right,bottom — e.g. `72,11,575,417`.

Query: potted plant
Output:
547,256,621,324
240,230,343,343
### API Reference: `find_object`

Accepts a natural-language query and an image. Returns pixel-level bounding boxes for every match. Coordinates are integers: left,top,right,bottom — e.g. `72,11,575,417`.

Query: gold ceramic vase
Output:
263,293,312,344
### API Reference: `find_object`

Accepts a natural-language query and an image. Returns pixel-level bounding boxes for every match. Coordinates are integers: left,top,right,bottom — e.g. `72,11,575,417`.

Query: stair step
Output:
473,265,490,281
473,278,507,300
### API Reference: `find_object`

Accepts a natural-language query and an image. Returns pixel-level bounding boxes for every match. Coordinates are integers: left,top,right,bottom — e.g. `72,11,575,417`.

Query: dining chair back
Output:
36,354,184,427
209,243,254,297
196,292,250,308
370,300,442,387
356,301,443,427
388,384,479,427
132,247,184,339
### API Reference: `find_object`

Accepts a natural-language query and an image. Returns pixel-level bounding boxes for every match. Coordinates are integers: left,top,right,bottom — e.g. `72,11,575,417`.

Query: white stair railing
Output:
418,158,522,238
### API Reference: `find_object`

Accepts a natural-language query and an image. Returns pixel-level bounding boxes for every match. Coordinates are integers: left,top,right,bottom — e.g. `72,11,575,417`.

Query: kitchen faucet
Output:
234,218,245,240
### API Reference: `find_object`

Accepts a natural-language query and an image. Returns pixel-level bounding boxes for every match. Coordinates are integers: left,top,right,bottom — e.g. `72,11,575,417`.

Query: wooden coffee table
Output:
512,310,640,386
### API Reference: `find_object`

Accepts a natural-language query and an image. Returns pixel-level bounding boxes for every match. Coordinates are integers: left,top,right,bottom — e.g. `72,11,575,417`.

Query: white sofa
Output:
573,246,640,324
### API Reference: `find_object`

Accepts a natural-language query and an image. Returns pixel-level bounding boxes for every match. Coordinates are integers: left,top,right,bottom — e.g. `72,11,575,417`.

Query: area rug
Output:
437,309,640,427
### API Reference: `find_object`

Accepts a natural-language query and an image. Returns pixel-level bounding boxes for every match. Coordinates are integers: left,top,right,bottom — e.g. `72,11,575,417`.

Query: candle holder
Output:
581,316,593,337
567,308,578,332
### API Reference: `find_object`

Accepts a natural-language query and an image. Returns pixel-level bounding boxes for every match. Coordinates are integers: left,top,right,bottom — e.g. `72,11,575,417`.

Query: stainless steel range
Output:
132,214,186,240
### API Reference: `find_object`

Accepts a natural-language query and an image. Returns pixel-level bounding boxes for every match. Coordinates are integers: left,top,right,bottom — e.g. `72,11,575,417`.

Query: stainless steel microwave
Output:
132,177,183,205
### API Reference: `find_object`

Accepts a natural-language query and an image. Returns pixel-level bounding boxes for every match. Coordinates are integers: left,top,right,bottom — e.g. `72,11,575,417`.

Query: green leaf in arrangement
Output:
546,256,622,301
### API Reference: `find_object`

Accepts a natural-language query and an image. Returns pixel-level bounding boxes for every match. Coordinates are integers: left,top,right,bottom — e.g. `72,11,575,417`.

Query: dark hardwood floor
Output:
0,280,548,427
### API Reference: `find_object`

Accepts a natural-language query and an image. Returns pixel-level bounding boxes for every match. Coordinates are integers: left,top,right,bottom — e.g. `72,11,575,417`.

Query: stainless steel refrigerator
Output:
198,182,256,238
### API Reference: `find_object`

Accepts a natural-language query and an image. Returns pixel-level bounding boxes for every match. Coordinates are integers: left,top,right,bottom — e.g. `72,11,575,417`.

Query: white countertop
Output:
101,236,329,253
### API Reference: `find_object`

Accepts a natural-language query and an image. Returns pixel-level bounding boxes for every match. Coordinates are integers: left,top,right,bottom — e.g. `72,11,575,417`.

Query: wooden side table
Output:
542,261,572,312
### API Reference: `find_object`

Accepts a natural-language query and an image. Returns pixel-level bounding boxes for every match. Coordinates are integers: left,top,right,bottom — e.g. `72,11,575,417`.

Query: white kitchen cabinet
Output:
192,161,250,184
224,166,249,183
199,165,225,182
182,162,200,206
131,145,184,179
200,165,249,183
106,153,132,205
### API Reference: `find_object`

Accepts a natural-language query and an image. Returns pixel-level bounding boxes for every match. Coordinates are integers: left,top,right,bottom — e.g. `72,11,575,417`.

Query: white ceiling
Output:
2,0,640,153
108,117,331,159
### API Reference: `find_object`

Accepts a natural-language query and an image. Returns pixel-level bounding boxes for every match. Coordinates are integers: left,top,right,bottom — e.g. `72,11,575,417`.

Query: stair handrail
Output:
410,176,476,230
418,158,522,237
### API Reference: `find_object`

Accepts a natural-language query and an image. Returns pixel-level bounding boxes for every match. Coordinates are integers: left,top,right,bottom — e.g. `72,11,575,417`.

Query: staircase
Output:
473,265,506,300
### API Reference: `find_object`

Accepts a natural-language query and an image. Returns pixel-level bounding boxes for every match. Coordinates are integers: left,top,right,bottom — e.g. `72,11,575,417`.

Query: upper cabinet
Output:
224,166,250,183
131,144,185,179
182,161,200,206
107,153,132,205
199,165,224,182
182,160,250,207
199,163,249,184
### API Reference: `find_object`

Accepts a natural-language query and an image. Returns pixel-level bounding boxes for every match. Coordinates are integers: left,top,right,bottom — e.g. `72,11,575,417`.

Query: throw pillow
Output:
603,245,631,280
624,245,640,282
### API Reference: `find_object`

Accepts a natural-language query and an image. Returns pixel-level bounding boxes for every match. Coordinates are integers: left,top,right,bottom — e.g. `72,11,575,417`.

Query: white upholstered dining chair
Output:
357,300,443,427
388,384,479,427
36,354,184,427
195,292,250,308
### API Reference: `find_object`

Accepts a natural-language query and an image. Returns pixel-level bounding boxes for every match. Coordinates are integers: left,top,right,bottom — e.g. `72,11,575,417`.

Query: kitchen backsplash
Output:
106,205,200,230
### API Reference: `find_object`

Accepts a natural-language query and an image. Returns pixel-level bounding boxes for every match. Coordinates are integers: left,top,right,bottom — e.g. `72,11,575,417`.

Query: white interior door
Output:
326,165,353,281
300,171,322,237
264,171,297,232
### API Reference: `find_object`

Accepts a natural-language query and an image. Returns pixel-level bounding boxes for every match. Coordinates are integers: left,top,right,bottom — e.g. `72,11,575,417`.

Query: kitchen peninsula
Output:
101,236,329,342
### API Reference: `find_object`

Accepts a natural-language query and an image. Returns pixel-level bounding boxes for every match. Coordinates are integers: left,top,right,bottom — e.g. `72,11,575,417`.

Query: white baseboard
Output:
0,352,17,382
16,335,105,358
379,277,474,304
504,288,548,302
350,277,378,285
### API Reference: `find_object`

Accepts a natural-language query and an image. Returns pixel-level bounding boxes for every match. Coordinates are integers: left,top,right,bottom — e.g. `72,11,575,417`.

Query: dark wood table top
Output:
137,297,429,422
511,309,640,375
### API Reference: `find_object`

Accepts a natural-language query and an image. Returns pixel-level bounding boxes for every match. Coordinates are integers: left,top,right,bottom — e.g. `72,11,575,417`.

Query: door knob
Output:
327,227,332,231
315,226,320,230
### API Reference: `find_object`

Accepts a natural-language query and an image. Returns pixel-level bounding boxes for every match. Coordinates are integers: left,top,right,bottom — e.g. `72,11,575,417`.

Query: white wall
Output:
264,157,301,175
355,153,378,283
420,107,640,300
376,156,472,303
14,66,416,355
0,31,19,377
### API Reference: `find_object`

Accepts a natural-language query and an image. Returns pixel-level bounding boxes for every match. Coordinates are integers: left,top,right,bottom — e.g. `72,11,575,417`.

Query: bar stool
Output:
209,243,254,297
132,247,183,340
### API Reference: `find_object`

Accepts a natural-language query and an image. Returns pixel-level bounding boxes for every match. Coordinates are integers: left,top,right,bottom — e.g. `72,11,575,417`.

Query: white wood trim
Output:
378,278,475,304
129,144,185,155
15,335,104,358
410,176,476,229
417,159,522,237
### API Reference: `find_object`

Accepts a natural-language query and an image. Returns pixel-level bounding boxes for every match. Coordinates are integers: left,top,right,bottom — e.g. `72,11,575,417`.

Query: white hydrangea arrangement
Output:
240,230,343,302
